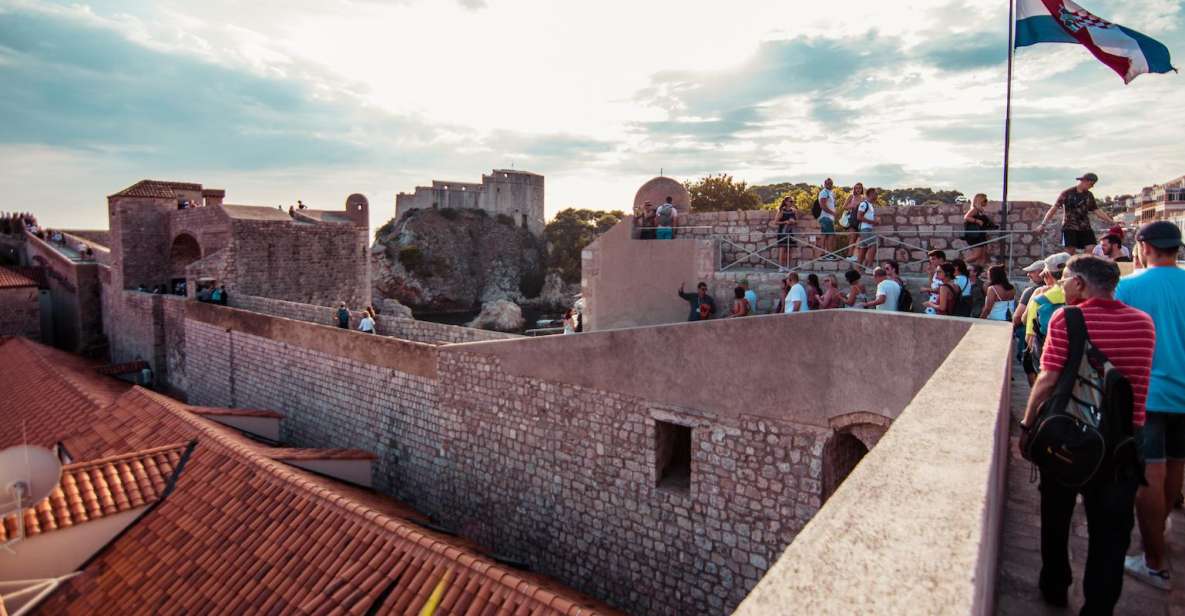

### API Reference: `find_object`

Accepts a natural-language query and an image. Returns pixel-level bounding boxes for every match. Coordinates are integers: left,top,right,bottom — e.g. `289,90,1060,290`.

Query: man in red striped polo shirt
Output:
1020,255,1155,613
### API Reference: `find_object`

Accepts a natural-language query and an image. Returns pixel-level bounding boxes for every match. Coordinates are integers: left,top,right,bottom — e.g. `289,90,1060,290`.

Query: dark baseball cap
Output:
1076,172,1099,182
1136,221,1183,249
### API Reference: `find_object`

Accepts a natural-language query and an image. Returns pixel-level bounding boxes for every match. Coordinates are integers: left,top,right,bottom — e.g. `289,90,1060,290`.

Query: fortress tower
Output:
395,169,545,235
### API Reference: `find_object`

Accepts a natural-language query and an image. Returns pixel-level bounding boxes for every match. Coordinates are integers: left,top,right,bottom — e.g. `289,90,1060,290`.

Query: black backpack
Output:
896,284,914,312
810,200,822,220
1022,307,1139,487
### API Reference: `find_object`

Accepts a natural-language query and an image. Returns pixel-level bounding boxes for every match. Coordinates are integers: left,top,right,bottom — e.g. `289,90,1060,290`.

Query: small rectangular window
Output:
655,420,691,491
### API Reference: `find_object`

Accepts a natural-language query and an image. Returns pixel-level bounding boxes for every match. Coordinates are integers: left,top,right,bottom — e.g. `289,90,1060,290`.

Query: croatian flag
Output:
1015,0,1176,83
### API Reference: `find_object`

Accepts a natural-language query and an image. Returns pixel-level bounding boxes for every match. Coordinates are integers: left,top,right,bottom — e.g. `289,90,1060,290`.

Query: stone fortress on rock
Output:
395,168,545,236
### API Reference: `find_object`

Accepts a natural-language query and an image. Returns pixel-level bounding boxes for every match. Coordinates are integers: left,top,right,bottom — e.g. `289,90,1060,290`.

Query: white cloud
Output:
2,0,1182,231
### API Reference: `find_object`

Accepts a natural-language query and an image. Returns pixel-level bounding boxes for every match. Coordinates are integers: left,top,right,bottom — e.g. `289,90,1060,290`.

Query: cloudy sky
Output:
1,0,1182,232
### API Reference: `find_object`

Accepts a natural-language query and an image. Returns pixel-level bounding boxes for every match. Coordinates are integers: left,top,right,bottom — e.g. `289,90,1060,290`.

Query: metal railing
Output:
706,229,1047,277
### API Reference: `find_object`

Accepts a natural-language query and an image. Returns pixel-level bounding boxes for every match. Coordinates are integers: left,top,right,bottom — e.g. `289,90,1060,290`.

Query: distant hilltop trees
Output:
684,174,965,212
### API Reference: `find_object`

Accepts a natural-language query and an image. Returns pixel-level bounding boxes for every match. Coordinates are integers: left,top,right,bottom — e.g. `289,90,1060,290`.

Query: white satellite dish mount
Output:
0,444,63,552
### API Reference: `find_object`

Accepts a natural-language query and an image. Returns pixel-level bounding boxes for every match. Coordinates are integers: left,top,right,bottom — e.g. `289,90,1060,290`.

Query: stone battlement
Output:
395,168,545,235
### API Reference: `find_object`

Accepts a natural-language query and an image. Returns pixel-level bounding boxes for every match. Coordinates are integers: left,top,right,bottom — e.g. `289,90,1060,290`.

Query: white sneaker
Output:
1124,553,1171,591
846,256,858,261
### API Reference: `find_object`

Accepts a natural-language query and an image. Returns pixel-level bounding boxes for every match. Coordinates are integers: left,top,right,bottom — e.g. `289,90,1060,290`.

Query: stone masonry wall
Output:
431,350,829,615
178,304,834,615
0,286,41,339
228,293,518,344
225,220,370,307
23,232,103,353
182,315,443,522
677,201,1055,276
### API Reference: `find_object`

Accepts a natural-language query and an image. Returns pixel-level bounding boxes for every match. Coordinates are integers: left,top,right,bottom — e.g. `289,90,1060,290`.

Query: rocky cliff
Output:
371,208,548,313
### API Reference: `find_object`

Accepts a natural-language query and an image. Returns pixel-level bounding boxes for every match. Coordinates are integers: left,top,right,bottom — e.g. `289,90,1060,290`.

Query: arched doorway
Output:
169,233,202,281
821,432,870,504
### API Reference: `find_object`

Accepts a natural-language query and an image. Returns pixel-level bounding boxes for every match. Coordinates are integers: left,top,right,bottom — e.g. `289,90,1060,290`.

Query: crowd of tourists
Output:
676,219,1184,613
1011,219,1184,613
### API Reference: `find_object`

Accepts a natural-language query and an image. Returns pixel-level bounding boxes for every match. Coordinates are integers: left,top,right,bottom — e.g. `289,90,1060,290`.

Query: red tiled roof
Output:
0,338,620,616
186,406,283,419
108,180,202,199
0,337,131,452
0,443,190,543
0,266,38,289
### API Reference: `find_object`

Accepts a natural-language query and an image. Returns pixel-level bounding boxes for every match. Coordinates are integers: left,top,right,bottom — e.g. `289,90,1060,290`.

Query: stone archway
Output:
821,433,869,503
820,412,892,504
169,233,202,279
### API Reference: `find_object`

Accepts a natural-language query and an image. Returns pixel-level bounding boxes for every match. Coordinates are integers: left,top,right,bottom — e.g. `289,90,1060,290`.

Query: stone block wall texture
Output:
677,201,1057,276
228,293,518,344
432,350,828,615
23,232,103,353
224,219,370,307
0,286,41,339
181,313,444,528
176,304,867,615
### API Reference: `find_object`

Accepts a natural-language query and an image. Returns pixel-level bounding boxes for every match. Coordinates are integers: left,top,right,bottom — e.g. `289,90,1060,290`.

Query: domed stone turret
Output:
633,176,690,216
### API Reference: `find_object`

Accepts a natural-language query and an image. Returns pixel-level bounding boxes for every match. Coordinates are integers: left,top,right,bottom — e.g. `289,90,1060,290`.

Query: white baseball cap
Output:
1043,252,1072,275
1022,259,1046,273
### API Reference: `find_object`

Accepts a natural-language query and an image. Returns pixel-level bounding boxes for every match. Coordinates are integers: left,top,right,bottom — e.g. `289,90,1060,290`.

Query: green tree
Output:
543,208,625,283
685,174,763,212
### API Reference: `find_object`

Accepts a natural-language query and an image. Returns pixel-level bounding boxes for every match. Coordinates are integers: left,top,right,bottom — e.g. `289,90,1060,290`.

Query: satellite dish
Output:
0,445,62,514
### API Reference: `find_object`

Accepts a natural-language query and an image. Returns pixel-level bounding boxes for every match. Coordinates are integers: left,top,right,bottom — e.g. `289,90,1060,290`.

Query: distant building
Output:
395,169,545,235
1132,174,1185,224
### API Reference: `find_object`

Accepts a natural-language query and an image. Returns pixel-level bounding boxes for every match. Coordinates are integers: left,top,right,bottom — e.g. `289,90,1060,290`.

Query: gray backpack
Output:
656,203,675,226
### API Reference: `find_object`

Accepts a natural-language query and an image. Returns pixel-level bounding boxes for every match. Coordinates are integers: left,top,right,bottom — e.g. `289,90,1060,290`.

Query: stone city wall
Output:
0,285,41,339
23,231,103,353
228,293,518,345
178,303,971,615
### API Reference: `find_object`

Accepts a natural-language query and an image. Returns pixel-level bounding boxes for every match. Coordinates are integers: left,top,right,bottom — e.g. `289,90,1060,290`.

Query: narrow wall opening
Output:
655,420,691,492
821,432,869,503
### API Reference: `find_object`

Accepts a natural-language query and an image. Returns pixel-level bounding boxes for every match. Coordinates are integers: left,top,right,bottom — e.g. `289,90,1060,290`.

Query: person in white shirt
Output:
860,268,901,311
358,313,376,333
783,272,810,313
817,178,838,259
856,187,879,269
1092,234,1131,261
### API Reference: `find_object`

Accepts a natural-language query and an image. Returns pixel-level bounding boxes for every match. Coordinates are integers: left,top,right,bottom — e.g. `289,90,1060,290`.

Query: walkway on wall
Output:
996,363,1185,616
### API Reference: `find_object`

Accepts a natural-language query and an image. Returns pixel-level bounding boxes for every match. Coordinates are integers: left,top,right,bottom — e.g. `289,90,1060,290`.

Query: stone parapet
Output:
227,293,518,345
732,319,1013,616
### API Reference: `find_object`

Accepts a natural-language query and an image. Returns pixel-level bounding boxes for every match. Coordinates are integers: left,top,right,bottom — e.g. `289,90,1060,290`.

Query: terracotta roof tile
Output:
108,180,202,199
0,339,621,616
0,266,38,289
0,338,131,451
0,443,189,543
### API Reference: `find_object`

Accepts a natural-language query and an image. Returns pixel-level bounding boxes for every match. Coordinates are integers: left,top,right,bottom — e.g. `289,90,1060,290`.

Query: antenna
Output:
0,445,62,552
